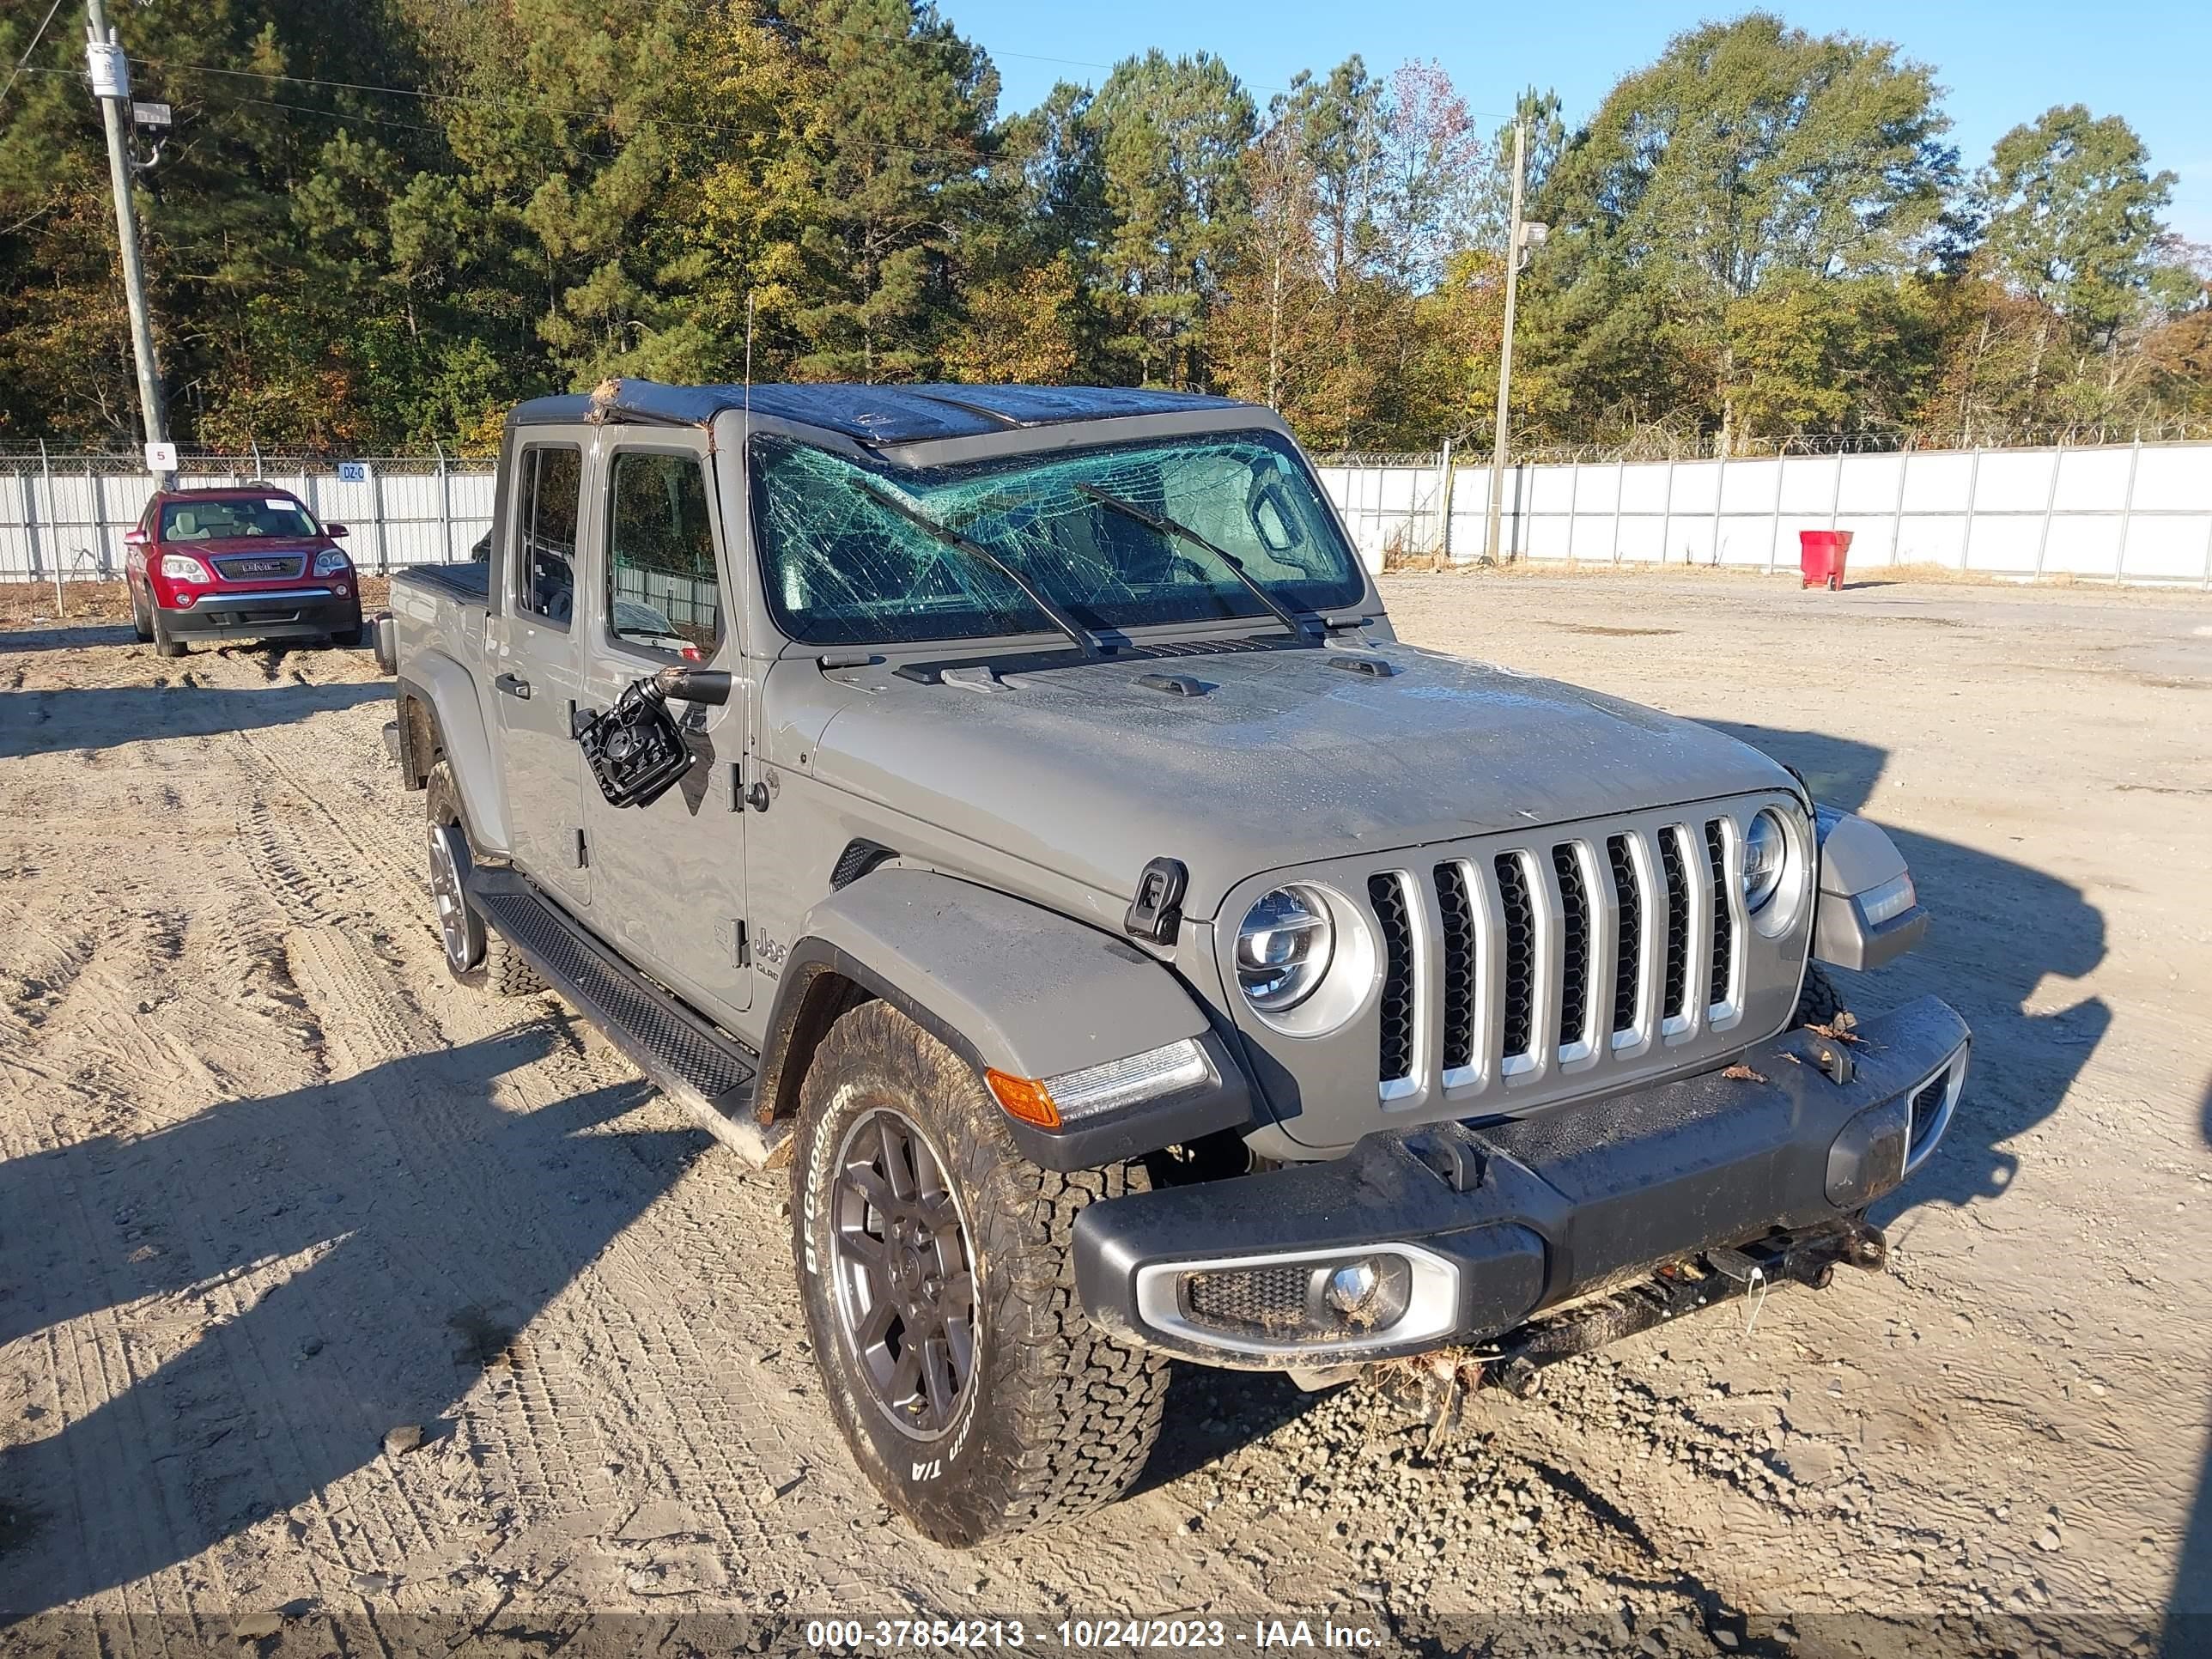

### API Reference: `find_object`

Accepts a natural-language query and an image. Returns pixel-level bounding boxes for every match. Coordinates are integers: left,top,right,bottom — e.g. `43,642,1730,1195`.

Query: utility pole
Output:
83,0,170,481
1484,121,1528,564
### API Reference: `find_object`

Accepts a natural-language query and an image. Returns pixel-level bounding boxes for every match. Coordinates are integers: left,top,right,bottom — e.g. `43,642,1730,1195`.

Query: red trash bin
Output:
1799,529,1852,590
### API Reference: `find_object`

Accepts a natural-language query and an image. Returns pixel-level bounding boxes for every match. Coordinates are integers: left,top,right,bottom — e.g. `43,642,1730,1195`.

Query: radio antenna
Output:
743,290,755,441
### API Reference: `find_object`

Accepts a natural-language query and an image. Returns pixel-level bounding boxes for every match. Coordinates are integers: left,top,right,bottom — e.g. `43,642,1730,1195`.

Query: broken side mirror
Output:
574,666,731,809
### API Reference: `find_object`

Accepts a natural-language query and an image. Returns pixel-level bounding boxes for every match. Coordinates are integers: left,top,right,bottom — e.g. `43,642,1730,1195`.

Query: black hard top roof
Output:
509,379,1252,446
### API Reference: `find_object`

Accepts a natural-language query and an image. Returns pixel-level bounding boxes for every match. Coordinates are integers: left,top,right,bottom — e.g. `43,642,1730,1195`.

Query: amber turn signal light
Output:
985,1068,1060,1129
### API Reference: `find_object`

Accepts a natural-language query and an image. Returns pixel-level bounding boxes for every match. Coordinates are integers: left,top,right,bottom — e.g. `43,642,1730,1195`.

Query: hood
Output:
808,641,1796,917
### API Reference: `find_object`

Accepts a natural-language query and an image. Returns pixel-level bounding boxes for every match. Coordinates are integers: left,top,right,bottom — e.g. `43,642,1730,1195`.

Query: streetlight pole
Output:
1485,120,1528,564
83,0,170,480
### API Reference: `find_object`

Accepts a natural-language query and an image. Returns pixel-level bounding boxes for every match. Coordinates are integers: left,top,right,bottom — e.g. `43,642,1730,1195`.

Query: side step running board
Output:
466,866,788,1169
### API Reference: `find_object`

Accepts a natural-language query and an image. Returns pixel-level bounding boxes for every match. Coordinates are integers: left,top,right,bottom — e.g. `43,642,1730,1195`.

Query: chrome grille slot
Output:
1370,872,1416,1089
1660,829,1692,1023
1434,861,1477,1074
1494,854,1537,1064
1553,844,1592,1056
1607,834,1641,1036
1704,818,1736,1015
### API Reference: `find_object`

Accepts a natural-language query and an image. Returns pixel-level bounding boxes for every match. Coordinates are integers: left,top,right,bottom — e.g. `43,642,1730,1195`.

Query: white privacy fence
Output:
4,439,2209,588
1318,441,2212,585
0,455,496,583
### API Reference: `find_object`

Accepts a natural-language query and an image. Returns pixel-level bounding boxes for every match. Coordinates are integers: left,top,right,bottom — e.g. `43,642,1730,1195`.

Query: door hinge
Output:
574,828,588,869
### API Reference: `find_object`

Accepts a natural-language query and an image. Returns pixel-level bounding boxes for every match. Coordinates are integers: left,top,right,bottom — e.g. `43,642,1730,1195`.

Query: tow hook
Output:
1808,1034,1855,1085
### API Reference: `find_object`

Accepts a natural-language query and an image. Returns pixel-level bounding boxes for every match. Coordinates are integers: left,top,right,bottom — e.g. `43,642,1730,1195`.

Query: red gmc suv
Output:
124,485,365,657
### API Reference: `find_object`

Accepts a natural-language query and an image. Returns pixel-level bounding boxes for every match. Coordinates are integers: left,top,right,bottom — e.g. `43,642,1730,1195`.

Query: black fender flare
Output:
757,867,1250,1170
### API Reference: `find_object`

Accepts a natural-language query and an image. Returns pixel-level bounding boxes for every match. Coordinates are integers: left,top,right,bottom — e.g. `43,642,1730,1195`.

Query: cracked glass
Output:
748,428,1364,647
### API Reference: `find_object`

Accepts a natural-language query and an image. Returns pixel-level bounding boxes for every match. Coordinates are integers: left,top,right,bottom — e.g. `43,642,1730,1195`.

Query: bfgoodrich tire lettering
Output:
793,1001,1170,1545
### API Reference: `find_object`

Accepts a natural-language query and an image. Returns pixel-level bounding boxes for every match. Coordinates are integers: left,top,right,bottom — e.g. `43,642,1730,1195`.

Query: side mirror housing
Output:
124,526,149,546
574,669,732,809
324,522,349,538
654,665,732,706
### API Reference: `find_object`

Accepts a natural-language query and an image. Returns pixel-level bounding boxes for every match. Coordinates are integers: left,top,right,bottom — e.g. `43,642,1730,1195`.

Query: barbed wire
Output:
0,447,497,471
4,417,2209,474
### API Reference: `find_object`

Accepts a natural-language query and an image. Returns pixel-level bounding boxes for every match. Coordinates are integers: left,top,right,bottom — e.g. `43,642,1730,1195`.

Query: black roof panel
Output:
510,380,1252,446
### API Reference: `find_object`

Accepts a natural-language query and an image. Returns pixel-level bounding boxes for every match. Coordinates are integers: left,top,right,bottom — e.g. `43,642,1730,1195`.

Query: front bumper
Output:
1073,996,1968,1368
160,587,361,641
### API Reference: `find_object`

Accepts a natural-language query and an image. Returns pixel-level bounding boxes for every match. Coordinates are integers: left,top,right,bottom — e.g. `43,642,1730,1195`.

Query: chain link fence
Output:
6,434,2210,592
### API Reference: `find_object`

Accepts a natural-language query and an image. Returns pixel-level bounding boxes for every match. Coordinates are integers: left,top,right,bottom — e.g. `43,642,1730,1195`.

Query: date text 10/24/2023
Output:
803,1621,1384,1650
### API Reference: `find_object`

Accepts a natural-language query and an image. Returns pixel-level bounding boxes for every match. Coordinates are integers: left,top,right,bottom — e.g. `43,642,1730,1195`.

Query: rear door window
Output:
514,446,583,626
604,451,722,659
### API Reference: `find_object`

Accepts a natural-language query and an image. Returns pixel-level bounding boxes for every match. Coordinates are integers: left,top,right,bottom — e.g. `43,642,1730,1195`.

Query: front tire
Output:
329,614,366,648
793,1001,1170,1545
150,603,187,658
131,583,154,643
424,760,544,996
1793,962,1845,1028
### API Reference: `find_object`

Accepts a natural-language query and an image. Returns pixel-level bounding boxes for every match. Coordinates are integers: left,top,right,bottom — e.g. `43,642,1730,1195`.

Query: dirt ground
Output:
0,570,2206,1657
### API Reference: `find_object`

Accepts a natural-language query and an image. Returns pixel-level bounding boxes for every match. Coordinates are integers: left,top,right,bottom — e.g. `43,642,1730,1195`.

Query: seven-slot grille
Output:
1369,811,1756,1100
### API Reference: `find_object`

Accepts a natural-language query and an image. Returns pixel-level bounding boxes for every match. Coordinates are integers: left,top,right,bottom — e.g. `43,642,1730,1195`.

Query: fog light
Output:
1324,1261,1379,1316
1323,1254,1412,1330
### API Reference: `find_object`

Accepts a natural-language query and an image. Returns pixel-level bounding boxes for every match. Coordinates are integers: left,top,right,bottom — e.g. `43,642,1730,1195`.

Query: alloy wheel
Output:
426,821,474,971
829,1108,980,1438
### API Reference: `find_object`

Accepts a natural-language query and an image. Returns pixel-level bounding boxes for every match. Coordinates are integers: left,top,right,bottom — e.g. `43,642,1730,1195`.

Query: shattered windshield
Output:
749,428,1365,647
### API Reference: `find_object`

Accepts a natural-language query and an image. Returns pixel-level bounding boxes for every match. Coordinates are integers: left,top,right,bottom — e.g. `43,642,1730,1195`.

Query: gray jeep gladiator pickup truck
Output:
380,379,1968,1546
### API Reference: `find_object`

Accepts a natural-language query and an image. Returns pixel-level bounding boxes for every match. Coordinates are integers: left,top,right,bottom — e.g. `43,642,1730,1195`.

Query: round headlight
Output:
1237,886,1334,1013
1743,809,1788,912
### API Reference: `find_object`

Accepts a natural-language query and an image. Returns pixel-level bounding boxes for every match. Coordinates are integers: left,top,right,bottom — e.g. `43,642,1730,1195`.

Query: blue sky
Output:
952,0,2212,243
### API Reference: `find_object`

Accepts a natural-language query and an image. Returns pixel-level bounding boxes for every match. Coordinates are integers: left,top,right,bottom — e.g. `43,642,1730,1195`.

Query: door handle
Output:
495,672,532,700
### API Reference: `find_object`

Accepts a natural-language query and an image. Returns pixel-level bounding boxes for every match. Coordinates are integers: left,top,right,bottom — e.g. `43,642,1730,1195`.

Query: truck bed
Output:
393,562,490,602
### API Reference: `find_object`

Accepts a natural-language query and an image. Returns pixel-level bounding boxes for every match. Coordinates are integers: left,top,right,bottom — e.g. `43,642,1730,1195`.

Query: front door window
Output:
605,452,721,660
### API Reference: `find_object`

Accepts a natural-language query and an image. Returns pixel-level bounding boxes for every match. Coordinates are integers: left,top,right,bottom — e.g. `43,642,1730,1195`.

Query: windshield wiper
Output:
856,481,1103,659
1076,483,1322,644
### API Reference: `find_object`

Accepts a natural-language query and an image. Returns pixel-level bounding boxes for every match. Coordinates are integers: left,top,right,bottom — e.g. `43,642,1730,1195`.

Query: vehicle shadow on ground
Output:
1132,1366,1322,1498
1712,723,2109,1212
0,1025,695,1621
2164,1083,2212,1658
0,623,140,653
0,680,386,761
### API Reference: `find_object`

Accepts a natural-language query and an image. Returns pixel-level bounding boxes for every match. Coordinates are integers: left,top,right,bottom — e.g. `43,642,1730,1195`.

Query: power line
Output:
127,57,998,170
0,0,70,118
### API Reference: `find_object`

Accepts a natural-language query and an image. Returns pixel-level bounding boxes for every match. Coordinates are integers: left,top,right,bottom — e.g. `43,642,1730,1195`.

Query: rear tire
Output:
424,759,544,997
150,603,186,658
792,1001,1170,1545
